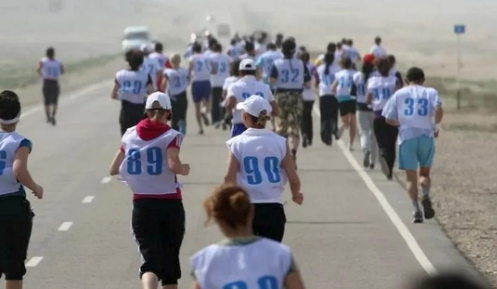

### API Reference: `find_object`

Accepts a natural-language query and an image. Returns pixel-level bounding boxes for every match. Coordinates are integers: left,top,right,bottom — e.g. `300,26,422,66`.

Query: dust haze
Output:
1,0,495,80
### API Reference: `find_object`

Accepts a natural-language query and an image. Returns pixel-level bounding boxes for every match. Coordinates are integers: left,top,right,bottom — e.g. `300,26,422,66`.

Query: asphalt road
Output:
17,80,480,289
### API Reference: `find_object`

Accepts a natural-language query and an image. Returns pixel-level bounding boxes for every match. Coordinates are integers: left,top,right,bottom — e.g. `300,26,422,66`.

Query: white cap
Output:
239,58,256,71
146,92,172,110
236,95,272,118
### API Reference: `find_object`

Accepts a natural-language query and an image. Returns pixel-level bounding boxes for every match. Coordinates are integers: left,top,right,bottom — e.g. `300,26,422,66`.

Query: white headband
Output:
0,112,20,124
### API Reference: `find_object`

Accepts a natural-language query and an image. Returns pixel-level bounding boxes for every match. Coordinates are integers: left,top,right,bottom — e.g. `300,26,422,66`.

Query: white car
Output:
122,26,152,51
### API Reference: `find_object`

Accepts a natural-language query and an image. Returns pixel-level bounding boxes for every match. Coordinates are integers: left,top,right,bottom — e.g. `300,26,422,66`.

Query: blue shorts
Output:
231,123,247,137
398,135,435,170
191,80,211,103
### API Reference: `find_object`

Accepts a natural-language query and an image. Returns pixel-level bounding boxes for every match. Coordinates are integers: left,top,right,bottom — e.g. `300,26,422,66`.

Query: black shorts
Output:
252,203,286,242
0,196,34,281
42,79,60,105
338,99,357,116
132,199,185,286
119,101,146,136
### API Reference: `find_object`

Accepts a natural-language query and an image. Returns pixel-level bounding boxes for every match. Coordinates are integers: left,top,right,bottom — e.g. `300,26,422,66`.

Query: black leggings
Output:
119,101,145,136
210,86,224,124
373,116,398,173
319,95,338,144
301,101,314,143
132,199,185,286
0,196,34,281
171,91,188,131
252,203,286,242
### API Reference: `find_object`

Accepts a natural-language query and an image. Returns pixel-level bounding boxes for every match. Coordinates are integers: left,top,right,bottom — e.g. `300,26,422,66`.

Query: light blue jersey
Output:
255,50,283,84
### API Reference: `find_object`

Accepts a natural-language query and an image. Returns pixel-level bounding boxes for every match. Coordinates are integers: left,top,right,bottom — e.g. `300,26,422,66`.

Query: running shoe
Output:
201,113,210,126
421,195,435,219
363,151,371,168
412,211,423,223
379,156,391,180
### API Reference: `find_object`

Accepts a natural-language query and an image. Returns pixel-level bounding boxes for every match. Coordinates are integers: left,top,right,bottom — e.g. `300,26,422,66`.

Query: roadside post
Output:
454,24,465,109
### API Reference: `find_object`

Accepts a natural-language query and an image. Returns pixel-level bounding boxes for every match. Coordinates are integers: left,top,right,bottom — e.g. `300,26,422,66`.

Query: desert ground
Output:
2,0,497,287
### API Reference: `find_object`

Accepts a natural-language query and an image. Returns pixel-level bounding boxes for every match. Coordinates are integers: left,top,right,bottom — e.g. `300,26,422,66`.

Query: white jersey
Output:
226,128,287,203
352,72,367,104
347,47,361,62
334,69,356,97
115,69,150,104
40,57,62,80
393,86,441,131
141,57,162,90
370,45,387,59
256,50,283,79
227,76,274,124
191,237,295,289
227,44,243,59
255,42,267,55
239,53,257,61
208,52,232,87
148,52,167,69
221,76,239,107
334,50,343,65
302,63,315,101
0,132,30,197
164,67,189,96
119,127,182,195
189,53,211,82
317,64,340,96
367,76,397,111
272,58,306,90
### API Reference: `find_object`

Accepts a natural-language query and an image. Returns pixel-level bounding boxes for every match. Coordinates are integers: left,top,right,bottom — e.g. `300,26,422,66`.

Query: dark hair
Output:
362,61,375,80
276,33,283,39
230,59,241,76
213,43,222,52
154,42,163,52
387,54,396,66
46,47,55,58
208,38,218,49
347,39,353,46
340,57,353,69
192,43,202,53
245,42,255,52
377,58,391,77
375,36,382,44
407,272,489,289
323,52,335,75
341,38,347,44
300,52,310,63
125,49,144,71
247,109,270,127
281,39,296,58
204,184,252,229
406,67,425,82
267,42,276,50
336,42,342,49
0,90,21,122
230,39,237,45
327,42,336,53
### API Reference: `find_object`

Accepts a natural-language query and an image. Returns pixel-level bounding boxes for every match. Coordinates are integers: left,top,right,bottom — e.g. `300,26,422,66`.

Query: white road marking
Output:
20,80,111,120
25,256,43,267
58,222,73,231
82,196,95,203
101,176,112,184
313,105,437,275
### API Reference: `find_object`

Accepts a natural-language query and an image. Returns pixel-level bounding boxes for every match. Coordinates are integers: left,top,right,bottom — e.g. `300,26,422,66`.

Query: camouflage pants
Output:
275,91,303,138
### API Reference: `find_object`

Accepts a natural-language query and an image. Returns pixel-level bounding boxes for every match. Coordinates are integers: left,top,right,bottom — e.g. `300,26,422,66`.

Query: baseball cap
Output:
363,53,375,64
235,95,272,118
239,59,256,71
146,92,172,110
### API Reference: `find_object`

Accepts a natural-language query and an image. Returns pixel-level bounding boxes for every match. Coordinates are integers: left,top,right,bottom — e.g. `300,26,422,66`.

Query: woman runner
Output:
0,90,43,289
316,52,340,145
162,54,190,134
111,49,154,136
224,95,303,242
300,51,316,148
190,184,306,289
220,59,242,130
109,92,190,289
37,47,64,126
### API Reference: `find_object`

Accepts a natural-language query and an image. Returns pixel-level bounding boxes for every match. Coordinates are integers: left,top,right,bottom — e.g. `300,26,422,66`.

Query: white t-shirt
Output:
208,52,232,87
370,45,387,59
227,76,274,124
367,76,397,111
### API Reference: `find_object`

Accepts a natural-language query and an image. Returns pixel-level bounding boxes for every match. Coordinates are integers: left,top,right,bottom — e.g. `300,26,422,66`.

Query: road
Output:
18,81,479,289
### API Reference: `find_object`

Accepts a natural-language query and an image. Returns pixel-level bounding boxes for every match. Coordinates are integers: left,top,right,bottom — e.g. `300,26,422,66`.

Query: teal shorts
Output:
398,135,435,170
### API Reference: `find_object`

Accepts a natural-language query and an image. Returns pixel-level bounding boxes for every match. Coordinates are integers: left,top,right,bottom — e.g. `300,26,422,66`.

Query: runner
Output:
275,33,284,49
162,54,190,134
300,52,316,148
255,42,283,89
208,42,232,128
316,52,340,146
149,42,171,92
140,44,162,92
0,90,43,289
227,39,243,59
37,47,64,126
370,36,387,59
255,32,268,55
191,184,306,289
224,95,303,242
220,59,242,131
225,59,278,137
109,92,190,289
346,39,361,67
314,42,336,66
387,55,404,87
239,42,258,61
331,58,357,151
351,53,377,169
334,42,344,65
270,39,311,167
382,67,443,223
111,49,153,136
366,57,401,180
188,42,211,135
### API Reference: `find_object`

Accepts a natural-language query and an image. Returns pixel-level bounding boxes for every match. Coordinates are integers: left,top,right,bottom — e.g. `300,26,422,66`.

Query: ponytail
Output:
324,52,335,75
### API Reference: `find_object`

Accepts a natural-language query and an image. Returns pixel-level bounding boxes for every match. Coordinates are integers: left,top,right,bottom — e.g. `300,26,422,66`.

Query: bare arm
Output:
385,118,399,126
13,147,37,191
284,272,306,289
224,150,239,184
225,96,237,111
161,75,168,92
37,61,42,76
366,92,373,105
167,147,189,175
270,100,279,117
111,82,119,100
281,143,301,197
330,79,338,94
192,281,201,289
435,104,443,124
109,150,125,175
60,63,65,74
